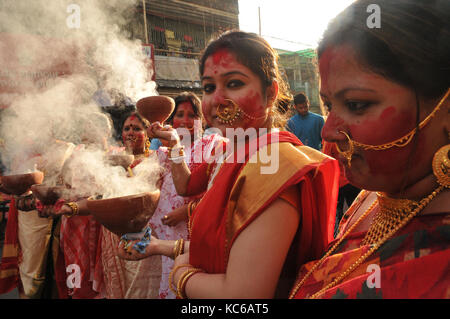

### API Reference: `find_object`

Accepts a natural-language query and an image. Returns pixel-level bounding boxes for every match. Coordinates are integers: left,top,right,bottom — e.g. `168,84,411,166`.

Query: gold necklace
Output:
289,185,444,299
361,193,418,246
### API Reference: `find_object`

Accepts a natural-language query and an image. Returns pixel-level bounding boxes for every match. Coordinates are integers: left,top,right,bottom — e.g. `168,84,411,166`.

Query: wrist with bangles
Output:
65,201,79,218
168,144,186,163
172,238,185,259
168,263,204,299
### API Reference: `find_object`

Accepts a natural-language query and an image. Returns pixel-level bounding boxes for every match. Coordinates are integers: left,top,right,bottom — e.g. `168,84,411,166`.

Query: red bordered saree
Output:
188,131,340,295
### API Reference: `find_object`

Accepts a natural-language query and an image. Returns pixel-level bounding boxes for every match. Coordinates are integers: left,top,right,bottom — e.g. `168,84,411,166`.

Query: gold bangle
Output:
169,145,185,159
65,202,79,218
177,268,204,299
173,238,184,259
179,238,184,256
168,263,191,295
172,239,180,259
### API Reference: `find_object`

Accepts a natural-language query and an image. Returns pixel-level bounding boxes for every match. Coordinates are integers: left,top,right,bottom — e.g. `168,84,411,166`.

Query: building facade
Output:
278,49,323,115
126,0,240,97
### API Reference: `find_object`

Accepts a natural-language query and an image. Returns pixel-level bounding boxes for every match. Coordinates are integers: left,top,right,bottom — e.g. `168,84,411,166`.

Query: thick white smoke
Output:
0,0,161,197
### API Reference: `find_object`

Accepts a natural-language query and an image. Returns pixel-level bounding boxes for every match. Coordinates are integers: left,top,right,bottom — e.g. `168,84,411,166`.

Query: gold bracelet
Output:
179,238,184,256
177,268,204,299
173,238,185,259
65,202,79,218
169,145,185,159
168,263,191,295
172,239,180,259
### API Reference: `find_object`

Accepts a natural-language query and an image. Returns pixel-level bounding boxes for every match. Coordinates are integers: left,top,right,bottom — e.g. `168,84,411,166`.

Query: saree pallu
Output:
189,131,340,291
291,202,450,299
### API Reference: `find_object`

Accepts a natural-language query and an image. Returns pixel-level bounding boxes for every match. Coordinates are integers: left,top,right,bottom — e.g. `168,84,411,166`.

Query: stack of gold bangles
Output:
168,263,204,299
168,145,185,163
65,202,79,218
173,238,185,259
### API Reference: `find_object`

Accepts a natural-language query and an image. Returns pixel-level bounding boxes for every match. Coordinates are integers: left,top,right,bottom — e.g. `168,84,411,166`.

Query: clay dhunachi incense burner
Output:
136,95,175,123
86,190,160,236
0,171,44,195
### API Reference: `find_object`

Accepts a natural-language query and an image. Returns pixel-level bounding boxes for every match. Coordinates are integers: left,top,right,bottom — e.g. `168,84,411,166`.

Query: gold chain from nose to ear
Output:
338,88,449,154
216,99,267,125
289,184,444,299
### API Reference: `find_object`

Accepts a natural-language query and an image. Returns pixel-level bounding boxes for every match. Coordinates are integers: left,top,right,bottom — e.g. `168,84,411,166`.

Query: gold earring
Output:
216,99,241,125
144,138,151,157
335,131,354,167
432,144,450,188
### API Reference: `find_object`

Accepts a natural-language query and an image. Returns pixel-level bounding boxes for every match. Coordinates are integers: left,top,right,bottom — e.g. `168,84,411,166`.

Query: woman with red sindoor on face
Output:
146,92,225,299
100,111,164,299
290,0,450,299
118,31,340,299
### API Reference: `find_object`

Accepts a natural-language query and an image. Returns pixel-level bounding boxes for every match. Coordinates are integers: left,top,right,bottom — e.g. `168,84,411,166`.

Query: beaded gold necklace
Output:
288,184,445,299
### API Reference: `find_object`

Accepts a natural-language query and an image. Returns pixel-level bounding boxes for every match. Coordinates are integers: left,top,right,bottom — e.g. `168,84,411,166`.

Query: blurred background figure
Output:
286,92,324,150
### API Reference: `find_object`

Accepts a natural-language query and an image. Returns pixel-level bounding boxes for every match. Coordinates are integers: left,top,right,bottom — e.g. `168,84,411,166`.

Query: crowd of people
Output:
0,0,449,299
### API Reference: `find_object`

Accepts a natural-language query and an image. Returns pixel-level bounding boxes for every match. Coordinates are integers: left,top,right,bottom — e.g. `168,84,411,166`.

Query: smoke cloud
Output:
0,0,160,198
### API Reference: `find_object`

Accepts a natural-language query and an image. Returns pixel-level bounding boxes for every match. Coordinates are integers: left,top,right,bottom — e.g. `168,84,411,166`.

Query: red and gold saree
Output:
188,130,340,296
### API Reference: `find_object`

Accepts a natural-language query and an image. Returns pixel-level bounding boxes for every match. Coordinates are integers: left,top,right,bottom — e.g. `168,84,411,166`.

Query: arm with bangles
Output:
37,197,92,218
171,198,299,299
117,233,190,261
147,122,195,196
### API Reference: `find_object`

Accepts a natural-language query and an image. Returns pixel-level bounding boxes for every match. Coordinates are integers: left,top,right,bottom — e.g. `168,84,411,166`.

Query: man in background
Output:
286,92,324,150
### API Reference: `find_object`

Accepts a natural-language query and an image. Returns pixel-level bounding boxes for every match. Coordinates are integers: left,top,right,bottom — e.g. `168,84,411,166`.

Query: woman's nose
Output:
321,112,346,143
212,87,226,105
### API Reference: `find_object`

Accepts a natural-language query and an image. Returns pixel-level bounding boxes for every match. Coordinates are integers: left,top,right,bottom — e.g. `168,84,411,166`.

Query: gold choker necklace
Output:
361,194,418,246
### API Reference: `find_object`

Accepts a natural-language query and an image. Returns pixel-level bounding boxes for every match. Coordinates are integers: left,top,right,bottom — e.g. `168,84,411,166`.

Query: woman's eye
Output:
124,127,130,131
346,101,371,112
133,127,142,132
227,80,244,89
203,83,215,94
176,112,184,118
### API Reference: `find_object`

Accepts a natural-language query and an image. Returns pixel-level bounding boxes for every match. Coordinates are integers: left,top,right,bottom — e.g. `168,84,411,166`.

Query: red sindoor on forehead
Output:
212,48,234,67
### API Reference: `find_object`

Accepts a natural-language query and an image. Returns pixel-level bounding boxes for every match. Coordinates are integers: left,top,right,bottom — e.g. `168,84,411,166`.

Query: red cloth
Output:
0,199,19,294
185,139,228,197
35,199,66,213
291,212,450,299
59,215,104,298
189,131,339,276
